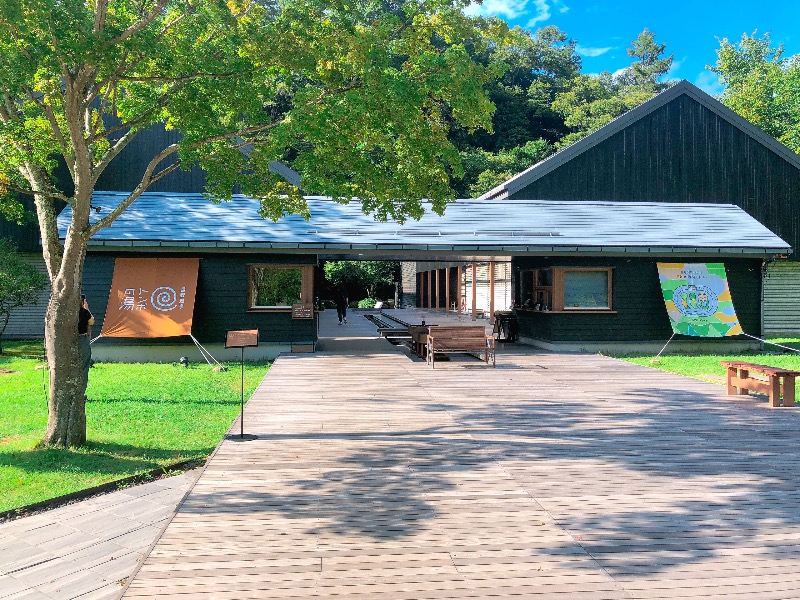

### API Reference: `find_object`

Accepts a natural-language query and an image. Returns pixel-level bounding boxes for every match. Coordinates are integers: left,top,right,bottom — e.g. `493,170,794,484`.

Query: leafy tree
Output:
451,25,581,152
616,28,674,92
455,139,553,197
552,28,673,148
710,32,800,152
324,261,399,300
0,240,48,354
0,0,503,446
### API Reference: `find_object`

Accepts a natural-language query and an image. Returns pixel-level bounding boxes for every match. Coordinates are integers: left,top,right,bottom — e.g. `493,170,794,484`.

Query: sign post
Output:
225,329,259,440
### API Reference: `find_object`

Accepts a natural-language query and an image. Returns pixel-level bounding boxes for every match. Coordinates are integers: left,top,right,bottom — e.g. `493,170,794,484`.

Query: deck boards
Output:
124,314,800,598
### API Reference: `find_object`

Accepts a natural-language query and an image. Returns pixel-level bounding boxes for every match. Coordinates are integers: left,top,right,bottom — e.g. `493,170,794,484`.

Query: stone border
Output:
0,458,205,523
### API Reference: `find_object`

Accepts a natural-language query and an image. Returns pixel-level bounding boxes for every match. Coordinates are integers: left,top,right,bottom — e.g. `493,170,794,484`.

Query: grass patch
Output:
0,340,269,513
612,339,800,387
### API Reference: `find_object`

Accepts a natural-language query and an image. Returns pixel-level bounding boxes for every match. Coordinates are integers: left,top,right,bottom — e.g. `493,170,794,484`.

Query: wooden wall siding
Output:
512,256,762,342
764,260,800,336
85,252,317,345
508,95,800,252
2,254,50,339
95,123,207,194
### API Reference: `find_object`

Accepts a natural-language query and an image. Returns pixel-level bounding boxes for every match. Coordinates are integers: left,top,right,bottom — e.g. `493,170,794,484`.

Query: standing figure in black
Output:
78,294,95,385
336,286,348,325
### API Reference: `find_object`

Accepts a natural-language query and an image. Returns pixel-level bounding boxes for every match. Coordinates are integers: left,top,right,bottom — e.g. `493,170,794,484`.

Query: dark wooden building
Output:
481,80,800,335
58,193,786,358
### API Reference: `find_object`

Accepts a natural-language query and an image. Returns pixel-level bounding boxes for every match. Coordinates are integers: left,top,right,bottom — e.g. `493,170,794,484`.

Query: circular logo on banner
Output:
672,285,718,317
151,287,179,312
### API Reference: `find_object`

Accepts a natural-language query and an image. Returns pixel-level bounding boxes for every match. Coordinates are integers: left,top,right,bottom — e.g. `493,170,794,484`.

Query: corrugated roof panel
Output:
56,192,791,255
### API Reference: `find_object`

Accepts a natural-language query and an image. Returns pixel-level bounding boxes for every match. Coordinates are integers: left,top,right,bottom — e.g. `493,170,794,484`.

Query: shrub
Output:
358,297,380,309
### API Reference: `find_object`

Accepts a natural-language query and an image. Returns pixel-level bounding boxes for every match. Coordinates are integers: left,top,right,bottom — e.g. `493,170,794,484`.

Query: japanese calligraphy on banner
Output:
101,258,200,338
656,262,743,338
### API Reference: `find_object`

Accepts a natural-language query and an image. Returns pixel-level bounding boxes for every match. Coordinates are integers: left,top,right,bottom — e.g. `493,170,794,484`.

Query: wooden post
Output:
489,261,495,323
427,270,432,309
471,263,477,321
457,265,463,314
445,267,450,313
769,375,781,408
784,375,797,407
435,269,440,312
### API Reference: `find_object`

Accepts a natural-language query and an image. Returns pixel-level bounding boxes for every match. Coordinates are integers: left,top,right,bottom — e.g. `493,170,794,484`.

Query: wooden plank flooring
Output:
124,314,800,599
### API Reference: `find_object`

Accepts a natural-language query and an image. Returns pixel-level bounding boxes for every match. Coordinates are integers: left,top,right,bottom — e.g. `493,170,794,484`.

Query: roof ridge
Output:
479,79,800,200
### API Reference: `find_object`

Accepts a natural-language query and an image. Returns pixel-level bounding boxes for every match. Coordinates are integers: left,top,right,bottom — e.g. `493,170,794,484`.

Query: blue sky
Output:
465,0,800,95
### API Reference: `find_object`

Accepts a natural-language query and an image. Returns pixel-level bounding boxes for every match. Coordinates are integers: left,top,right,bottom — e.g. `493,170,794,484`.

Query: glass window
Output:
249,267,303,308
563,270,609,309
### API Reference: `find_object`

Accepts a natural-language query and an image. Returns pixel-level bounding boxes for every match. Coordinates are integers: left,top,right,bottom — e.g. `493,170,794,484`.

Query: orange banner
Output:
101,258,200,338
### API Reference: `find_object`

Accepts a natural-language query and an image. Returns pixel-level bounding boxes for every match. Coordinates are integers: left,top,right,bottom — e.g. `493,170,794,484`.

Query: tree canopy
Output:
550,28,673,149
0,0,507,446
711,32,800,153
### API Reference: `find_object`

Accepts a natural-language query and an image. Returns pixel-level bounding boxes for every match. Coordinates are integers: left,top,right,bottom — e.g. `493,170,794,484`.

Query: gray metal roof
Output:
480,80,800,201
59,192,790,256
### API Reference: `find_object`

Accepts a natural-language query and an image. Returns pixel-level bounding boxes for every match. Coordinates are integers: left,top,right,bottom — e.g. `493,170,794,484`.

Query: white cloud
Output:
526,0,552,27
666,57,685,79
465,0,566,28
464,0,530,20
695,71,724,96
576,44,613,57
611,67,627,80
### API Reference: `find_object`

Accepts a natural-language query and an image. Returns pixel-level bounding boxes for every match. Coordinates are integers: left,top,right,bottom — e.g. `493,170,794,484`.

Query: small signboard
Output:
292,304,314,319
225,329,259,348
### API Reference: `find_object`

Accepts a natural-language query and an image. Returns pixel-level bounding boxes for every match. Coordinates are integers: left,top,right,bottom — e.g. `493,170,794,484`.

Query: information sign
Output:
225,329,259,348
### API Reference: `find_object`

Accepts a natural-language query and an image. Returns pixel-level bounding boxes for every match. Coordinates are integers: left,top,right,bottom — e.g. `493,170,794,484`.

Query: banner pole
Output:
742,333,800,354
654,332,676,360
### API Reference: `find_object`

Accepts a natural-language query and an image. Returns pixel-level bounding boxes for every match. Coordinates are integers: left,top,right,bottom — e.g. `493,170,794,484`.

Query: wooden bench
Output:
409,325,437,358
426,326,496,368
720,361,800,408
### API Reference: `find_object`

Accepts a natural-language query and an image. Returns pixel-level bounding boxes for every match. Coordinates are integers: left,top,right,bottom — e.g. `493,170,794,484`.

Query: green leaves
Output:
0,0,501,227
711,32,800,153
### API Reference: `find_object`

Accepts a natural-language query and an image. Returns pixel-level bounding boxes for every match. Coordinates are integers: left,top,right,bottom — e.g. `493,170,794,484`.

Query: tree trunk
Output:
41,256,88,447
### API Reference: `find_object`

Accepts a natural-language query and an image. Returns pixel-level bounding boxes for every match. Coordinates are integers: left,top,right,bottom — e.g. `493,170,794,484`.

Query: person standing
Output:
335,287,348,325
78,294,95,383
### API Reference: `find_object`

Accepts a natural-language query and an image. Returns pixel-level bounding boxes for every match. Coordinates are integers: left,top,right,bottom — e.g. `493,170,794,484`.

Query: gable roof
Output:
58,192,790,257
479,80,800,201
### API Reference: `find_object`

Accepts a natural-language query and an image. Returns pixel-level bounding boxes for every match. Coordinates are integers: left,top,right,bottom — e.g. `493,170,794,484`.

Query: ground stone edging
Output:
0,457,205,523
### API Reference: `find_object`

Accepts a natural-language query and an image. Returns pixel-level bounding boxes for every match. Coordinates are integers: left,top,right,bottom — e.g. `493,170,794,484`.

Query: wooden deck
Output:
124,313,800,599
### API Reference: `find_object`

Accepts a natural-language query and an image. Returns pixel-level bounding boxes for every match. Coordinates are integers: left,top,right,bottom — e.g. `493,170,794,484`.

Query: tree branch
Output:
88,142,179,236
93,0,109,33
108,0,169,46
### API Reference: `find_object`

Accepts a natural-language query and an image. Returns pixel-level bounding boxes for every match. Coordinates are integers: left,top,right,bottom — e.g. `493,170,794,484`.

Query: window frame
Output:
518,266,615,313
555,267,614,312
247,264,314,312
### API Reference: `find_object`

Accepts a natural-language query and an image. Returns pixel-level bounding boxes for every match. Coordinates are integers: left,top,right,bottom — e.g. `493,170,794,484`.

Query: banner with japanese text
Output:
656,262,743,337
101,258,200,338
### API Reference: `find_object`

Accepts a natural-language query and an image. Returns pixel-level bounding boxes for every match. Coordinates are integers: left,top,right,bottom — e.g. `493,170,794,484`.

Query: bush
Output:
357,297,380,309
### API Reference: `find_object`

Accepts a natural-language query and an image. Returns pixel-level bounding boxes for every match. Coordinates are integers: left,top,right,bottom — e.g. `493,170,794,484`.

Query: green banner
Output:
657,263,743,337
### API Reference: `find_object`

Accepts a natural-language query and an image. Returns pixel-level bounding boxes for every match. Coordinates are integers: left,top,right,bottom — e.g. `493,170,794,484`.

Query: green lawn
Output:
0,341,269,513
614,338,800,386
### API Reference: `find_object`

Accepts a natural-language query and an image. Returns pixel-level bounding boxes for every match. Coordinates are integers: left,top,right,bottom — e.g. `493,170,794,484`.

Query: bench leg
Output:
726,367,737,395
768,375,781,408
737,369,749,395
783,375,796,407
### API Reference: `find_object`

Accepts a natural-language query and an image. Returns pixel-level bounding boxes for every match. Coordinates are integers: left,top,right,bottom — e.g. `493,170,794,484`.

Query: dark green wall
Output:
85,252,318,345
509,95,800,252
512,256,763,343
